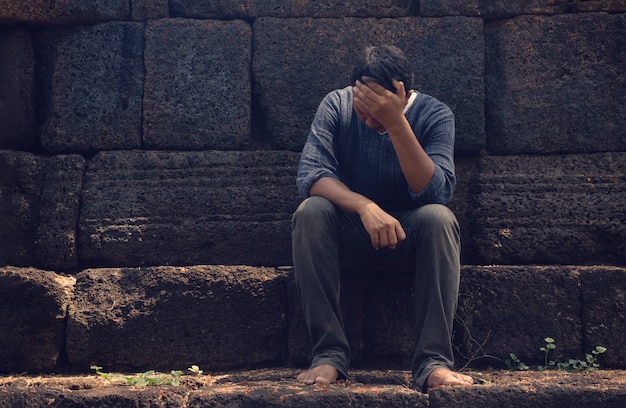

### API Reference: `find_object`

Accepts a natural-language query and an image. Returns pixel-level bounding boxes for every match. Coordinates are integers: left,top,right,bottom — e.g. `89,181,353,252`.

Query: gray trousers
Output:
291,196,460,391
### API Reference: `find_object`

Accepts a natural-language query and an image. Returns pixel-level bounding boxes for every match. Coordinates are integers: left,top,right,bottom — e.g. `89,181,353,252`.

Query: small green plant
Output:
505,353,529,371
555,346,607,372
538,337,557,370
516,338,608,372
91,365,183,386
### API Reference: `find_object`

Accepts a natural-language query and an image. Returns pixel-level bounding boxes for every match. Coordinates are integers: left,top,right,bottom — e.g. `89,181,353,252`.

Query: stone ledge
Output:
2,265,624,374
0,369,624,408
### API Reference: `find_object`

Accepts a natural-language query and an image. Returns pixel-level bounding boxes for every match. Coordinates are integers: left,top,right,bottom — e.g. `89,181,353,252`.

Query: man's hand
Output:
353,78,406,132
358,201,406,250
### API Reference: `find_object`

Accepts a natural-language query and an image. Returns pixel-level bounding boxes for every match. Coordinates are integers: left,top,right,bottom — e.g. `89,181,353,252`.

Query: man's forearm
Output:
309,177,373,214
386,117,435,193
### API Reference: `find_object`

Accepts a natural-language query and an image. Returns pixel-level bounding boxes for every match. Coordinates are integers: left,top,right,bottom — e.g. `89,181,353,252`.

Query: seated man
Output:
291,45,473,392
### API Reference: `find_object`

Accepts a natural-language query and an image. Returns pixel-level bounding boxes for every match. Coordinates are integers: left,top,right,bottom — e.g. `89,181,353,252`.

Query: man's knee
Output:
406,204,458,230
292,196,336,223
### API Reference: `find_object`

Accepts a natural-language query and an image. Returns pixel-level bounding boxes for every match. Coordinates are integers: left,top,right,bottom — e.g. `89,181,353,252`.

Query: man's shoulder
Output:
409,91,454,120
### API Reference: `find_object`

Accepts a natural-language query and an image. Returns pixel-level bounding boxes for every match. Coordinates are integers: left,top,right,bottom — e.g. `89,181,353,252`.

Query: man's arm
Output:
310,177,406,250
353,79,435,194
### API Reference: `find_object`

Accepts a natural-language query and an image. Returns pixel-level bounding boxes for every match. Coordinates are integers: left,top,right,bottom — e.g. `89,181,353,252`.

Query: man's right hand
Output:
358,202,406,250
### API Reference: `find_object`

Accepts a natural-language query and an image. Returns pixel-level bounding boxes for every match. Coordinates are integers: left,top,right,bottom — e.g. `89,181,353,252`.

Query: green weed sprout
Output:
538,337,557,370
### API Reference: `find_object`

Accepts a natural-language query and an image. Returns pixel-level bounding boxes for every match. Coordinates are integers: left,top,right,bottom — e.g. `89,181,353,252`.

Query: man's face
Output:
353,100,386,133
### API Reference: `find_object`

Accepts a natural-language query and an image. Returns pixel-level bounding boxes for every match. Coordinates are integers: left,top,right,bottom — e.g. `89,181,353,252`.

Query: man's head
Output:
350,45,414,94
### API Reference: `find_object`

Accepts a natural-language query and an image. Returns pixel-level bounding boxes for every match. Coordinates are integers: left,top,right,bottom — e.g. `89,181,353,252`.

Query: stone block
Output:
0,0,130,24
0,267,75,373
420,0,626,17
0,27,36,150
468,153,626,265
485,13,626,154
36,22,144,153
581,266,626,368
78,150,301,268
253,17,485,153
66,266,287,371
169,0,411,19
0,151,84,269
143,19,251,150
456,266,582,367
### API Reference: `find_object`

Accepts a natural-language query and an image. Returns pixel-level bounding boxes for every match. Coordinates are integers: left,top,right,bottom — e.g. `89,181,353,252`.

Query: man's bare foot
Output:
296,364,339,385
426,367,473,391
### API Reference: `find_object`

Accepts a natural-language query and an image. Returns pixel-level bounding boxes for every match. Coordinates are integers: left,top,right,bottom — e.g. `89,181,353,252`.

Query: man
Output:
291,45,473,392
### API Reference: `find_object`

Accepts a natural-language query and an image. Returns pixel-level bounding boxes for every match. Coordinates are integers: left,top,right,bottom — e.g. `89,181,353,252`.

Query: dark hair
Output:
350,45,414,94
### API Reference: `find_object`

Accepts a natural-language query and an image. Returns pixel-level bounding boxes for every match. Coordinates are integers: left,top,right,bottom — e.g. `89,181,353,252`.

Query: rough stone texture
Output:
485,13,626,154
1,369,625,408
456,266,582,366
362,273,415,365
429,370,626,408
35,155,85,270
0,266,75,373
0,27,36,150
581,267,626,368
0,151,39,266
0,0,130,24
253,17,485,153
169,0,411,19
78,150,301,268
469,153,626,265
35,22,144,153
66,266,288,371
143,19,251,150
131,0,169,21
0,151,84,269
420,0,626,17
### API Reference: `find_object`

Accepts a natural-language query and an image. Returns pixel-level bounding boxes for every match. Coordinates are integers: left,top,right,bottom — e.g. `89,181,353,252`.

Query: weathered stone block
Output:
0,27,36,150
143,19,251,150
581,266,626,368
0,0,130,24
456,266,582,366
420,0,626,17
253,17,485,153
485,13,626,154
0,267,75,373
66,266,287,371
468,153,626,265
0,151,84,269
36,22,144,153
169,0,411,19
78,150,301,268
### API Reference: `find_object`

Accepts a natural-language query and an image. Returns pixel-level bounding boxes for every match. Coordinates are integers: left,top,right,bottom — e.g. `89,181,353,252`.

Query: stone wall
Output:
2,0,624,270
1,0,625,374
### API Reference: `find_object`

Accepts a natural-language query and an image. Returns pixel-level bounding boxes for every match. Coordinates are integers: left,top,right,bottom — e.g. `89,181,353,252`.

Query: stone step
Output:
1,368,625,407
2,264,624,374
2,150,625,271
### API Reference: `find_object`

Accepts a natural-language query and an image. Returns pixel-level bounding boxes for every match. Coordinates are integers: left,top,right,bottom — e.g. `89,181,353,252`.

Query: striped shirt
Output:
296,86,456,211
